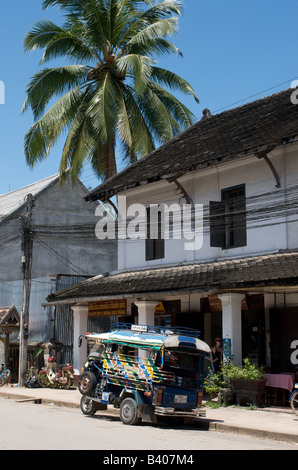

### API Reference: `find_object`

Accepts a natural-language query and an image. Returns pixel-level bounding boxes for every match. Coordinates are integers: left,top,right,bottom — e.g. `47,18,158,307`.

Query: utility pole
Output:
18,194,34,386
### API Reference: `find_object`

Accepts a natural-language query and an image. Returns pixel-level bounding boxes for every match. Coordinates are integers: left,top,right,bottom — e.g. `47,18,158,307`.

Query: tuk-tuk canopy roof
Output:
84,324,211,353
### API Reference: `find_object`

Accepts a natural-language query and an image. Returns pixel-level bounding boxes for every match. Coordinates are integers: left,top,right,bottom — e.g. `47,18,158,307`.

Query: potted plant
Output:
224,358,266,407
204,370,236,405
204,370,225,399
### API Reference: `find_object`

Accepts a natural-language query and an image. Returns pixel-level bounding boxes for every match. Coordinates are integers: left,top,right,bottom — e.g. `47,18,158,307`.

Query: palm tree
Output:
23,0,199,182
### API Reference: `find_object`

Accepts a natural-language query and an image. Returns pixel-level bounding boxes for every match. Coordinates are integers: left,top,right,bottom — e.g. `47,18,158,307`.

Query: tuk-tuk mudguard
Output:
119,388,146,406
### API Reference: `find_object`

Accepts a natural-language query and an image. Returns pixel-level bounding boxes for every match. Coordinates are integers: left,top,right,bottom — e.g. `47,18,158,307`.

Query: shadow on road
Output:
83,412,223,432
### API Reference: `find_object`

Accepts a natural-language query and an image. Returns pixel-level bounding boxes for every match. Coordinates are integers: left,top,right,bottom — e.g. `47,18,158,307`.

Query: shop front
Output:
45,251,298,402
60,289,298,385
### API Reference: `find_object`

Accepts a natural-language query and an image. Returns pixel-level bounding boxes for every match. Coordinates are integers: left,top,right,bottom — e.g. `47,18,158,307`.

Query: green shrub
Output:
204,370,228,394
224,358,265,381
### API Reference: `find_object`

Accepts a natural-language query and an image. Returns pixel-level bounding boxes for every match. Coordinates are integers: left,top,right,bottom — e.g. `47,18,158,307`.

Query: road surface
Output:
0,398,296,452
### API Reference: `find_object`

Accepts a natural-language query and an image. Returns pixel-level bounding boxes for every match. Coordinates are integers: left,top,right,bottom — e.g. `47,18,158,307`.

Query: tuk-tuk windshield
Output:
163,348,202,371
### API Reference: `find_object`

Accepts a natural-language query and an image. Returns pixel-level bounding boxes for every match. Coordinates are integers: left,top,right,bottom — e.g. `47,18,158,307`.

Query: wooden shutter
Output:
232,195,247,248
146,208,154,260
145,208,165,260
209,201,225,248
223,185,247,248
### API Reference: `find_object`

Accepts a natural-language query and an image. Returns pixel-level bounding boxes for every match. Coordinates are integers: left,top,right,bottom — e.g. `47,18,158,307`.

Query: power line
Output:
211,77,298,114
34,234,93,277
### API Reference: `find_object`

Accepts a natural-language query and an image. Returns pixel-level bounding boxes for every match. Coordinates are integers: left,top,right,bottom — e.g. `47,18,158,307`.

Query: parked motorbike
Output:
38,356,74,389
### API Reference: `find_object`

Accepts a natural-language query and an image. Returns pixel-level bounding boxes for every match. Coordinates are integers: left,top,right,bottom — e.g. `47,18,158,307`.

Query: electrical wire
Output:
34,235,93,277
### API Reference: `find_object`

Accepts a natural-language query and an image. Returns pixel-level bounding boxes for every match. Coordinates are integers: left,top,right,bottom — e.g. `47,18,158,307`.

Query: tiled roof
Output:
86,88,298,202
46,250,298,304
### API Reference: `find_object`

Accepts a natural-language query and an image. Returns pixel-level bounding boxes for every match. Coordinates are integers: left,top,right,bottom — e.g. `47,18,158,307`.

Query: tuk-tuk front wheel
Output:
120,398,139,425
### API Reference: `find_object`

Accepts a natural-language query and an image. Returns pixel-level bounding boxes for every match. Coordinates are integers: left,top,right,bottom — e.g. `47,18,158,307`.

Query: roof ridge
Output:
86,87,297,202
0,172,60,199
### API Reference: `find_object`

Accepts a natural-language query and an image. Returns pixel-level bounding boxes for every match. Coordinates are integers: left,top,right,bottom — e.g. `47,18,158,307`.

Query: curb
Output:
0,390,80,410
207,421,298,444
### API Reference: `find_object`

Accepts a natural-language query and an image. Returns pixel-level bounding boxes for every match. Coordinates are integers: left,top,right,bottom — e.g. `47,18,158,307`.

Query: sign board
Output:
223,338,232,362
155,301,166,314
131,325,148,332
208,295,222,312
207,295,248,312
89,299,127,317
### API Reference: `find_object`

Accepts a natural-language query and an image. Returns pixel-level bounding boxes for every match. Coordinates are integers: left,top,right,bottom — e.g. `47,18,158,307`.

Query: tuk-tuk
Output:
78,323,211,425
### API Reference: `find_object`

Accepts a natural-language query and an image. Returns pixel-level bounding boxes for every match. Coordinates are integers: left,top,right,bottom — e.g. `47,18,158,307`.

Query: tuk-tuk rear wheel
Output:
80,395,96,416
120,398,139,425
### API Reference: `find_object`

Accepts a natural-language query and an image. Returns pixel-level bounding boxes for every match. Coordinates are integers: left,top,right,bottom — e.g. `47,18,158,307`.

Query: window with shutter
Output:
210,184,247,249
145,208,165,261
209,200,225,248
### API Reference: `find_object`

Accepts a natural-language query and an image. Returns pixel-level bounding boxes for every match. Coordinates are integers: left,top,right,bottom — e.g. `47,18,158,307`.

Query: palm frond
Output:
24,86,83,166
42,0,83,13
119,86,155,158
24,20,64,51
151,66,200,103
24,0,199,182
122,0,182,44
22,65,90,119
117,54,153,92
40,30,97,63
126,37,182,57
86,73,121,143
147,80,196,128
139,86,176,142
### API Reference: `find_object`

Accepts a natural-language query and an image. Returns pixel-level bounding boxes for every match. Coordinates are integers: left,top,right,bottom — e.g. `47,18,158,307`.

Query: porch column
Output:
72,305,89,377
134,300,158,326
219,293,244,365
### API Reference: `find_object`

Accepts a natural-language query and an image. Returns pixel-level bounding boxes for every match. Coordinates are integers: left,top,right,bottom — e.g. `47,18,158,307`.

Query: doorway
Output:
269,307,298,372
242,308,266,366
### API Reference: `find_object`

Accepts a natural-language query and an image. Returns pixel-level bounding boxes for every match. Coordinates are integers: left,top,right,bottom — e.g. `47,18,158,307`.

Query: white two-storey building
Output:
47,88,298,381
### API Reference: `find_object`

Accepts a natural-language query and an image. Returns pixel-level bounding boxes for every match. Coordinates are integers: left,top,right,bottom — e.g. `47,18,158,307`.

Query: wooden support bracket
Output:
255,149,281,188
166,177,194,206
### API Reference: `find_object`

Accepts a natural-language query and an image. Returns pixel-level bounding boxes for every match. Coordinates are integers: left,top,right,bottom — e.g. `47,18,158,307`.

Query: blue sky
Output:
0,0,297,194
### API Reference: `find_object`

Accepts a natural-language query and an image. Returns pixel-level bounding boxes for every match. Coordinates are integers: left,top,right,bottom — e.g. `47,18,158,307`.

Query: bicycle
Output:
289,384,298,416
0,364,11,387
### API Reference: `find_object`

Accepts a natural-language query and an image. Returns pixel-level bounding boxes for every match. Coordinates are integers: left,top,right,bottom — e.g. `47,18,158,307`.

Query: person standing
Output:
211,338,223,373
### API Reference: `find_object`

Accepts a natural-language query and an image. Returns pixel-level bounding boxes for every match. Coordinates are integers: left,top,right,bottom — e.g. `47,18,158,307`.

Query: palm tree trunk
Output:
107,137,117,179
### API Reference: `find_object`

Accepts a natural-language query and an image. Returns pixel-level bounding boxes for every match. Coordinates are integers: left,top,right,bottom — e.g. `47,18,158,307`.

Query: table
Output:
264,373,295,406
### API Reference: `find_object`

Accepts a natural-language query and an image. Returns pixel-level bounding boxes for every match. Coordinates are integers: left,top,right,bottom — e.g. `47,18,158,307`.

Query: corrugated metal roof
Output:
0,173,60,221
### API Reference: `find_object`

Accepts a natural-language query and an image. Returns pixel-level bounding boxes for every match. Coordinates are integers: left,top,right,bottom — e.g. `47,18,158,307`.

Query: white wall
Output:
118,143,298,271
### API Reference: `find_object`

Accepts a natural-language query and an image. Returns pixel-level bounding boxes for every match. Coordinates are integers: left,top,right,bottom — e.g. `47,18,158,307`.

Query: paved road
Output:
0,398,296,452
